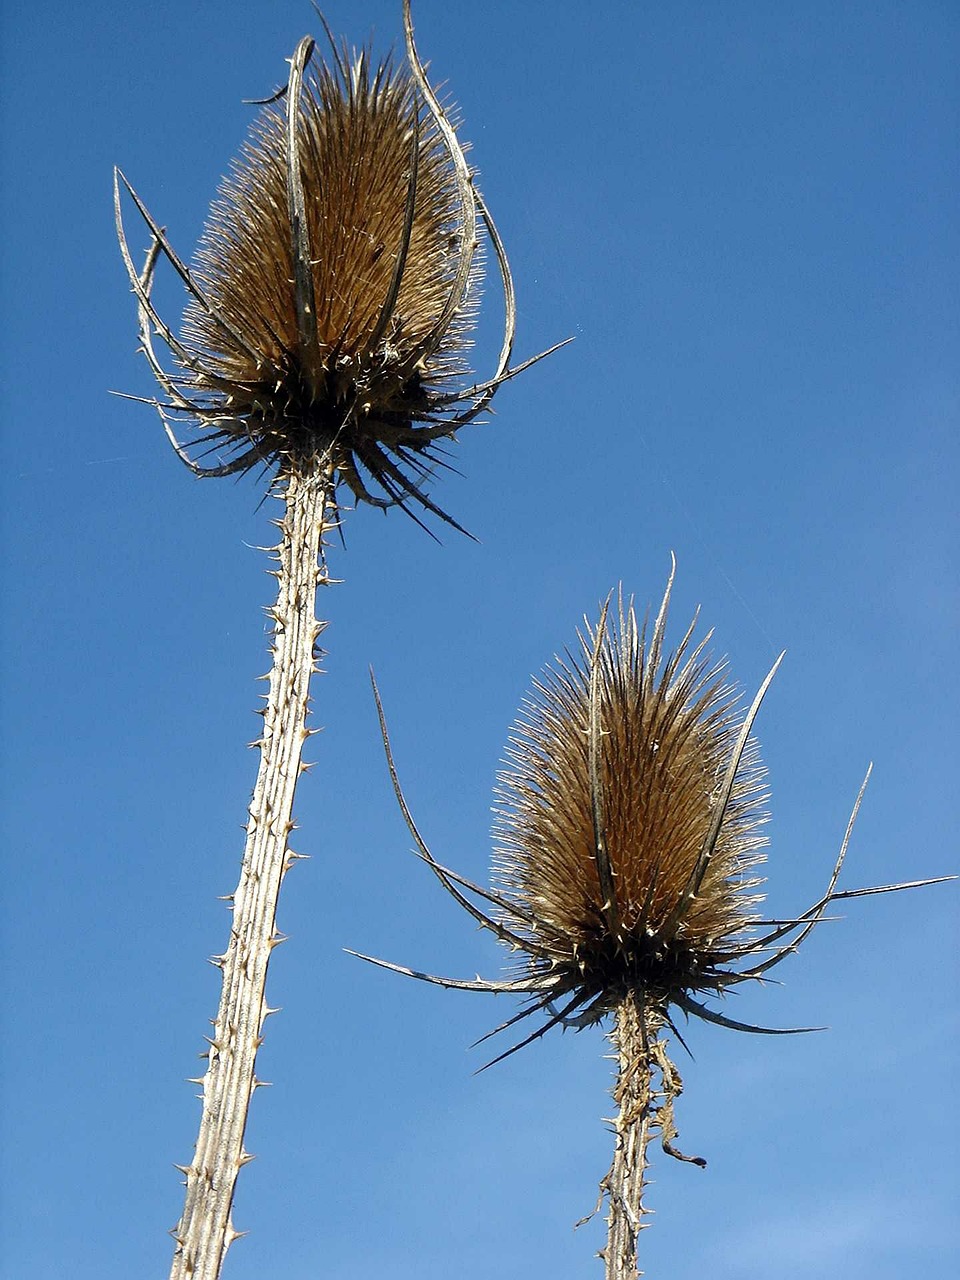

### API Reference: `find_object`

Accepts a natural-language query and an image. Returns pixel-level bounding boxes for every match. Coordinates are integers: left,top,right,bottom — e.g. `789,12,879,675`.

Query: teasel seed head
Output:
351,563,953,1276
491,577,769,1021
115,2,565,533
354,559,951,1066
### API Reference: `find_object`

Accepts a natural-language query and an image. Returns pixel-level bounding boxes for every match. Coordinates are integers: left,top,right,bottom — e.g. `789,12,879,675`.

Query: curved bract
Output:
115,1,566,535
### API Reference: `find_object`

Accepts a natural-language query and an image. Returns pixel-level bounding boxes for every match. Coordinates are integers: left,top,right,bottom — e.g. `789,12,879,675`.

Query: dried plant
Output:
114,5,561,1277
354,561,951,1278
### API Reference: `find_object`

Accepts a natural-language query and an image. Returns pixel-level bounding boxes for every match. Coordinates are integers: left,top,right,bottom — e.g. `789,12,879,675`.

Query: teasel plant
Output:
114,4,564,1277
352,560,952,1279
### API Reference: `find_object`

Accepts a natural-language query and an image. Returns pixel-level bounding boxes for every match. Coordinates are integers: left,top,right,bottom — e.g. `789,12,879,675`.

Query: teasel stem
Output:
603,994,658,1279
601,995,703,1279
170,467,335,1280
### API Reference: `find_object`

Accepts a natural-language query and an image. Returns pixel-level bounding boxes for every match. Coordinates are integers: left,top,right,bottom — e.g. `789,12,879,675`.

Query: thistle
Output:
115,6,563,532
115,5,560,1277
354,562,950,1278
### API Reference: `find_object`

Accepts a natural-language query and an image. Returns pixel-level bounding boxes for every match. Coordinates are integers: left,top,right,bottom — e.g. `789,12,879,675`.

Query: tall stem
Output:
169,468,334,1280
602,996,703,1278
604,994,657,1280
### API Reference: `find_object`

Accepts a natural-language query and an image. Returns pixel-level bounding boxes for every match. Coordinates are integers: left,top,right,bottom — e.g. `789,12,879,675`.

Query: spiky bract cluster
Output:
492,585,768,1019
116,3,557,531
356,565,944,1066
181,48,476,481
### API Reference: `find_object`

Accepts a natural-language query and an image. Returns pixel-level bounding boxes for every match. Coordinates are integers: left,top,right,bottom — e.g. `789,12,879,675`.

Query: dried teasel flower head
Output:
491,573,770,1026
352,565,954,1277
354,560,950,1068
115,1,564,534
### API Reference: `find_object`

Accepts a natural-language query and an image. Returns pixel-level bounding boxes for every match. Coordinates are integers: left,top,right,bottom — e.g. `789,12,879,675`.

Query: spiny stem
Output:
600,996,704,1278
603,993,658,1279
169,468,335,1280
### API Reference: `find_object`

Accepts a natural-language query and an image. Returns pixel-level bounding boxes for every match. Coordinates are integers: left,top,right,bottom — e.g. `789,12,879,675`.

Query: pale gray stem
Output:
169,468,334,1280
604,994,657,1280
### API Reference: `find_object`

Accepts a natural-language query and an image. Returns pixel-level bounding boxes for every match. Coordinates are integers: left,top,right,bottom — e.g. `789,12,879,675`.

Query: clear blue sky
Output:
1,2,957,1277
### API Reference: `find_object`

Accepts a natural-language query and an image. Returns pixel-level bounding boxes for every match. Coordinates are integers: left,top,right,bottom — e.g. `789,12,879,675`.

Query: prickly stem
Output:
169,468,334,1280
598,995,701,1277
603,994,657,1280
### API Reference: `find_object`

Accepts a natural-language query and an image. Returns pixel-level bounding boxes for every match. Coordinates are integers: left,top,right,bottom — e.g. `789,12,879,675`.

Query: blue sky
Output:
1,2,957,1277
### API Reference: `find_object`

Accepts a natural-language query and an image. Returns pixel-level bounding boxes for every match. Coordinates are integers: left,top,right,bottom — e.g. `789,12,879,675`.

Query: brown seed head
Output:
181,45,475,478
356,564,949,1065
493,579,768,1015
115,4,560,531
